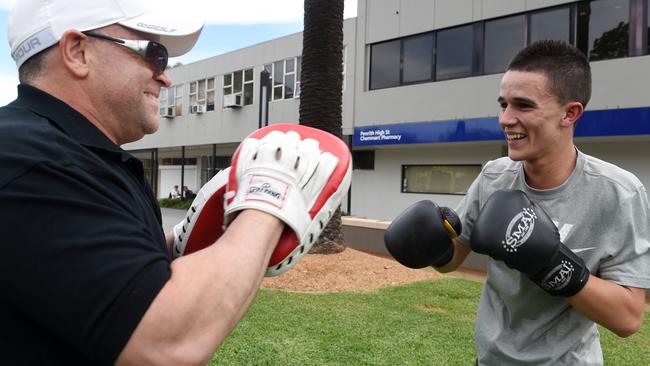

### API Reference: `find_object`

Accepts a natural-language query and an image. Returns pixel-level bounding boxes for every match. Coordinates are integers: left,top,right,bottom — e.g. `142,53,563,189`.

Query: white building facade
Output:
125,0,650,222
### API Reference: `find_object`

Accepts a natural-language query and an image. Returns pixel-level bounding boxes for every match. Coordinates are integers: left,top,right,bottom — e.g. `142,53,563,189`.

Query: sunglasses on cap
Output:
82,31,168,75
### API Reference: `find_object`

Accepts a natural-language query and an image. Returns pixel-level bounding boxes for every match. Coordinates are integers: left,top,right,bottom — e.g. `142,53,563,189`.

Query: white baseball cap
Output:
8,0,205,68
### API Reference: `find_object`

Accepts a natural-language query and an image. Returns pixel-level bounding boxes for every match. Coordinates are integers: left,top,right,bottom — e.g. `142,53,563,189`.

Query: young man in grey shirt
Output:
385,40,649,365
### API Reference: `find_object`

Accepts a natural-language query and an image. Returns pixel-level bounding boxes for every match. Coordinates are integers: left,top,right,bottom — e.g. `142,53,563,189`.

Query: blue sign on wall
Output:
353,107,650,146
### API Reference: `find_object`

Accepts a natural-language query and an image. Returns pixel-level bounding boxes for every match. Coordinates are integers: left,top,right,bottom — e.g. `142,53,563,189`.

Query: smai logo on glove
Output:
540,259,576,292
471,189,590,297
503,207,537,253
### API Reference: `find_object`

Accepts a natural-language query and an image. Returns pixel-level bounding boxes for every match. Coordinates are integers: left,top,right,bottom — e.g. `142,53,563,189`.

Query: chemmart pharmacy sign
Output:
353,107,650,146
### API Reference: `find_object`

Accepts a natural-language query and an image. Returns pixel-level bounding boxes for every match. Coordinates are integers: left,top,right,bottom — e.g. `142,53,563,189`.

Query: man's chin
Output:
507,151,525,162
145,119,160,135
120,121,158,145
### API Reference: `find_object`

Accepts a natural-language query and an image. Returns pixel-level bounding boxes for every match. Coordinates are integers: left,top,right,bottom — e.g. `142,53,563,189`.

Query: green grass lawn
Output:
209,278,650,365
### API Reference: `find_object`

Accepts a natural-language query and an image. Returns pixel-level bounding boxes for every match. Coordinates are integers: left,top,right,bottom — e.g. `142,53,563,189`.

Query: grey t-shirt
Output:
455,150,650,366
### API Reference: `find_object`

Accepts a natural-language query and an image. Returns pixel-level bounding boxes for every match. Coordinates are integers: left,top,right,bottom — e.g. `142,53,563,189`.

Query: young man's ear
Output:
58,30,91,78
561,101,584,128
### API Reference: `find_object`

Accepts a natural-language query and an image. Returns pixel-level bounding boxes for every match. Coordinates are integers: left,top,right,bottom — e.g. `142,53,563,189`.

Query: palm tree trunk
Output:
300,0,346,254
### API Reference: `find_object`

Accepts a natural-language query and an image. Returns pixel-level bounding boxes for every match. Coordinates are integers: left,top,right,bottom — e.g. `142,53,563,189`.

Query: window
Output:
200,156,230,186
284,59,295,99
578,0,629,61
401,165,481,194
370,39,401,89
365,0,643,88
160,158,197,165
223,68,254,107
272,60,283,99
159,88,168,116
264,51,346,98
529,7,571,44
263,63,273,100
436,25,474,81
296,58,302,97
402,33,434,84
264,57,302,101
244,69,254,105
484,15,526,74
189,77,215,113
159,85,183,117
352,151,375,170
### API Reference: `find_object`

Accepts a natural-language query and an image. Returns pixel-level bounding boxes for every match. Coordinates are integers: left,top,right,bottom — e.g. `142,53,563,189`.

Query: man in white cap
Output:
0,0,352,365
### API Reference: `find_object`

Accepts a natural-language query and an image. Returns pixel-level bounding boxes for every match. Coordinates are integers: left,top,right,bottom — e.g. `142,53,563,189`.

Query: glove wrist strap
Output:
531,244,590,297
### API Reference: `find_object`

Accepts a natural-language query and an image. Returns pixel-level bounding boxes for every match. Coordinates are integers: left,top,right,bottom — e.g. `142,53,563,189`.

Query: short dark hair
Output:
18,47,53,84
507,40,591,107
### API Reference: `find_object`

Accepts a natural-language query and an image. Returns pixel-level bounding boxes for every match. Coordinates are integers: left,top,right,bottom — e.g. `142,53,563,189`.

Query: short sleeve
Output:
0,160,171,364
598,185,650,288
455,172,483,247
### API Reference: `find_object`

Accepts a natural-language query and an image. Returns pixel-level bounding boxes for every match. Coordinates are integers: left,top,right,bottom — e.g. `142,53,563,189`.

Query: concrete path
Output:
161,207,186,233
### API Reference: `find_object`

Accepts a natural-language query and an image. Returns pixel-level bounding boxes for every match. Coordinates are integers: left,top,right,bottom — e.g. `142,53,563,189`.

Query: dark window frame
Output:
367,0,646,91
629,0,648,55
352,150,375,170
435,23,476,81
526,5,575,46
482,13,527,75
400,33,435,86
400,164,482,195
369,38,403,90
577,0,632,61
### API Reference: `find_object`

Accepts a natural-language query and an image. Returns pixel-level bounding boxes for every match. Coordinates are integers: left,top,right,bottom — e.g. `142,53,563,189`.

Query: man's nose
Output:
499,106,516,127
156,71,172,88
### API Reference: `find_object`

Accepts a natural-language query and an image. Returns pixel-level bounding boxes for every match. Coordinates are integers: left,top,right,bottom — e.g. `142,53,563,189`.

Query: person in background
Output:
183,185,196,199
169,185,181,199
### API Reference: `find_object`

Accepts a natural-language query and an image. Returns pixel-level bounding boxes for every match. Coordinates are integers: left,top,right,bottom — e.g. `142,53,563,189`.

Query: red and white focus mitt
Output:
172,167,230,258
226,124,352,276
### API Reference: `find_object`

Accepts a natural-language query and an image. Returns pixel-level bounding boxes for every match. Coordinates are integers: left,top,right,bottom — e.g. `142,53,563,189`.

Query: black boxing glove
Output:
470,189,590,297
384,200,461,269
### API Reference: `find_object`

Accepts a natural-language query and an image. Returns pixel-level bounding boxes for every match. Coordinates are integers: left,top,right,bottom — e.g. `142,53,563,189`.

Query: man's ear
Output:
58,30,90,78
561,101,584,128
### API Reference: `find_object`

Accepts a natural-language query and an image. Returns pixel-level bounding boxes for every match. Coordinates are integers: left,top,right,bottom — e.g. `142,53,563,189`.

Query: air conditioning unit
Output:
223,93,243,108
161,106,175,118
191,104,206,114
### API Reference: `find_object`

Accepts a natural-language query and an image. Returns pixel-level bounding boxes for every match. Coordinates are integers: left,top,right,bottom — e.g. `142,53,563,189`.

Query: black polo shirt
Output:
0,84,171,365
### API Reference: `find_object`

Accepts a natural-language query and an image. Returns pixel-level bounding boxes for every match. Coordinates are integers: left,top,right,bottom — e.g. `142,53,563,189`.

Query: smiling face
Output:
498,70,577,166
85,25,172,145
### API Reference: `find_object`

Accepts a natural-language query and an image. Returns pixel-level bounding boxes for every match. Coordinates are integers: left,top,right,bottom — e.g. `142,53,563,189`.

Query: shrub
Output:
159,198,193,210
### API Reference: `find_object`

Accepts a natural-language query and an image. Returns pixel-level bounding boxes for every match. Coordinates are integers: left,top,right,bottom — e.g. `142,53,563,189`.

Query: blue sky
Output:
0,0,357,105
